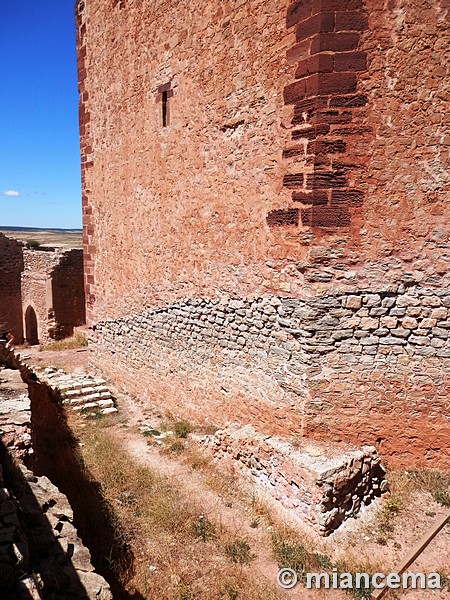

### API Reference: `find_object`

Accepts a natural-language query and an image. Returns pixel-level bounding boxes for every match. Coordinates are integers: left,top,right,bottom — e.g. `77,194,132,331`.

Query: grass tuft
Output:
174,420,194,439
434,490,450,507
224,539,255,564
271,527,376,598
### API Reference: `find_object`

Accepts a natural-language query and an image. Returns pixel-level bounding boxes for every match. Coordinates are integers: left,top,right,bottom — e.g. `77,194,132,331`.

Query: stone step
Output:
81,393,102,403
63,389,82,397
37,369,117,418
68,397,90,406
101,407,118,415
97,399,114,409
80,387,96,395
96,386,110,393
72,402,100,413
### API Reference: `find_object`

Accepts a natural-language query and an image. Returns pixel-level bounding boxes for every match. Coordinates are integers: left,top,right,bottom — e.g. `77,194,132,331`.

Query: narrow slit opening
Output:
162,90,168,127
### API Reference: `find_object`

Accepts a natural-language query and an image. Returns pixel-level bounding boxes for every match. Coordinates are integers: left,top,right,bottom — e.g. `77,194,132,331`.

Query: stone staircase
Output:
39,368,118,416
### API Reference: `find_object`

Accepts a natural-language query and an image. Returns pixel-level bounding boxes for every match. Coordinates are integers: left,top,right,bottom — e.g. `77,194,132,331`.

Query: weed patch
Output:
225,539,255,564
271,528,375,598
174,420,194,438
39,331,88,352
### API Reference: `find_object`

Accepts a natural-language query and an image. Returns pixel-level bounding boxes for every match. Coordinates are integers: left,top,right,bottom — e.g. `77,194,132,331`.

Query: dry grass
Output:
39,331,88,352
375,497,401,545
407,469,450,507
371,469,450,544
75,417,284,599
271,525,382,599
185,450,275,529
77,410,450,599
386,469,450,506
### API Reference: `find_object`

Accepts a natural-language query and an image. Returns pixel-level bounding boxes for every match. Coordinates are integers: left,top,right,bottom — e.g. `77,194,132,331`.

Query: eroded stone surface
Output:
76,0,450,470
203,424,386,535
89,287,450,467
0,363,112,599
38,367,117,417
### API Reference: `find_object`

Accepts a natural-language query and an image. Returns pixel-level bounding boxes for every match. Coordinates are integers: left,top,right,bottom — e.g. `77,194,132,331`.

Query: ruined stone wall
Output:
79,0,450,467
51,249,86,339
22,249,58,344
0,363,112,598
0,234,24,343
21,248,86,343
205,425,386,535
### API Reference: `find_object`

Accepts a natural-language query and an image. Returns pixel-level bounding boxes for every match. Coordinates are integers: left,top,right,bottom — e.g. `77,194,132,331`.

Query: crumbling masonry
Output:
76,0,450,511
0,234,85,345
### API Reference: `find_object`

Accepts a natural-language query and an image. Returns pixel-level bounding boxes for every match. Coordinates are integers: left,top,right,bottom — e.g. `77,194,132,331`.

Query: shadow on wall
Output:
24,305,39,345
28,378,145,600
51,250,86,340
0,438,90,598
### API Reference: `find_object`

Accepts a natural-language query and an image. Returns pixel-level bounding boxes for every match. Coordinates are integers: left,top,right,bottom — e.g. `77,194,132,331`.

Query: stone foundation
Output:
89,284,450,468
205,424,386,535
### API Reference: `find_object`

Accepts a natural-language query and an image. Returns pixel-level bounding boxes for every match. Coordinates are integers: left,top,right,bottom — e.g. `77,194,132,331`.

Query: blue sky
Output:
0,1,81,229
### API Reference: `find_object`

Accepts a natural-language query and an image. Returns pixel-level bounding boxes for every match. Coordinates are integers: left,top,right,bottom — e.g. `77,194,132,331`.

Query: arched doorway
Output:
25,305,39,345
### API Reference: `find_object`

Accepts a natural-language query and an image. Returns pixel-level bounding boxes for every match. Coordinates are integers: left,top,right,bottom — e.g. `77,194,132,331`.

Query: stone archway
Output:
24,305,39,345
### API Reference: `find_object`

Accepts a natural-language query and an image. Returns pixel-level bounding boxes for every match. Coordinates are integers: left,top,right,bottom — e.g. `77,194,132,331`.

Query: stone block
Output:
205,425,386,536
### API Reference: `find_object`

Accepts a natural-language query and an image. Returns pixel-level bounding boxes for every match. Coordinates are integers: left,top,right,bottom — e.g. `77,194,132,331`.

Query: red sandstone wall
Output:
77,0,296,323
361,0,449,252
78,0,450,467
78,0,449,321
281,0,449,287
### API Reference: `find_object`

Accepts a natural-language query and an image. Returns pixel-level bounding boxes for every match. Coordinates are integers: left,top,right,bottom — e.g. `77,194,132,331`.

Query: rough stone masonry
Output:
0,233,86,345
0,363,111,598
204,424,387,535
76,0,450,511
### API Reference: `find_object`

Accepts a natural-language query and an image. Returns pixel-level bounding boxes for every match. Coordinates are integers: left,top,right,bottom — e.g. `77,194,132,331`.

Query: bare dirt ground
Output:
16,344,89,373
22,345,450,599
109,391,336,600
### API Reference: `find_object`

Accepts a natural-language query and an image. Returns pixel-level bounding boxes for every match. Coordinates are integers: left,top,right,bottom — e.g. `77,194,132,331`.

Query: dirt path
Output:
107,391,346,600
21,347,449,599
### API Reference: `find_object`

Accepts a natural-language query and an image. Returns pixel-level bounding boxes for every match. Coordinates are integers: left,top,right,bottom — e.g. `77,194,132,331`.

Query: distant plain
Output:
0,226,83,249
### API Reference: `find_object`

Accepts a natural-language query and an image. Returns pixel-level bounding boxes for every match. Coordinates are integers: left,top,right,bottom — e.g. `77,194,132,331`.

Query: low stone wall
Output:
89,284,450,467
205,425,387,536
0,362,112,599
0,344,117,418
0,463,112,599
